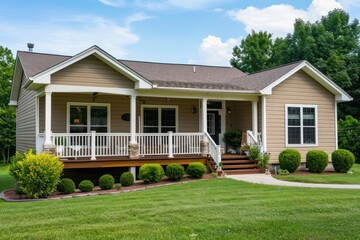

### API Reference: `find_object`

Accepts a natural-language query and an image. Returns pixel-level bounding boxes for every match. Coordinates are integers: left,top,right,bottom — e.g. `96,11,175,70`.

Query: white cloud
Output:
198,35,241,66
98,0,126,7
228,0,343,37
125,12,153,27
0,15,139,58
339,0,360,8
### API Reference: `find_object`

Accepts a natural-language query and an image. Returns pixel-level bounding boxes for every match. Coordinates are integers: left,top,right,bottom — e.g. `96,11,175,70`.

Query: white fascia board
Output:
153,86,258,94
9,56,24,102
9,100,18,106
137,88,260,101
31,45,152,89
45,84,136,96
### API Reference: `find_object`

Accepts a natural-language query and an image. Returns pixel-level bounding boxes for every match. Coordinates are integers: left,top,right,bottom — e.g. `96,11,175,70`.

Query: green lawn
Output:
274,164,360,184
1,178,360,239
0,164,15,192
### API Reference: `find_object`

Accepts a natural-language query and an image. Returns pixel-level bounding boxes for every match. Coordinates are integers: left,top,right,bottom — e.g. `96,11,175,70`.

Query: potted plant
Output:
223,130,242,154
257,152,271,169
241,144,250,156
217,162,224,177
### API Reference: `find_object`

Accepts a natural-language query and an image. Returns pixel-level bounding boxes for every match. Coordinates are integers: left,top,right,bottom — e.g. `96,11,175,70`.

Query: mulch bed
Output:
4,174,215,201
290,170,339,175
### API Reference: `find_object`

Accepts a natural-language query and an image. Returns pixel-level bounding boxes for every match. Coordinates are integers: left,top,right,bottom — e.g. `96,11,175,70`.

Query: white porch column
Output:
201,98,208,136
261,96,267,152
44,92,53,146
130,95,137,144
252,100,258,140
200,98,208,157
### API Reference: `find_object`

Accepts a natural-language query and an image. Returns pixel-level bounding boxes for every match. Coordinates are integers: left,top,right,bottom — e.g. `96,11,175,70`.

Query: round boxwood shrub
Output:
139,164,165,183
186,162,206,179
99,174,115,190
278,149,301,173
57,178,76,194
78,180,94,192
166,164,185,181
120,172,134,186
306,150,329,173
332,149,355,173
9,151,63,199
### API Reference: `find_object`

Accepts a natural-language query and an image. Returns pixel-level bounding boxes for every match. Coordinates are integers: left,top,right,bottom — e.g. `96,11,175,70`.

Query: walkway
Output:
227,174,360,189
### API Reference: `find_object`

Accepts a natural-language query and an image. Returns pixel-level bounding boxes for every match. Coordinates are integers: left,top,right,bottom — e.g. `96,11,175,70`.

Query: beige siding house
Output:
10,45,351,175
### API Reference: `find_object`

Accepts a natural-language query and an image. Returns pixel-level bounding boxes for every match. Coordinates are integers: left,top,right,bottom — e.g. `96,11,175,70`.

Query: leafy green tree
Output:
338,115,360,163
231,9,360,118
0,46,16,163
230,30,275,73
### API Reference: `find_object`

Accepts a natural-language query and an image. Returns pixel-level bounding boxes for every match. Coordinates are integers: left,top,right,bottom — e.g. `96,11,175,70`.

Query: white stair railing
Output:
204,132,222,168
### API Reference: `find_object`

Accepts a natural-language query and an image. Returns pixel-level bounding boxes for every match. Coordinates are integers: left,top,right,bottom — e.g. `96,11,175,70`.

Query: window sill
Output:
286,144,318,148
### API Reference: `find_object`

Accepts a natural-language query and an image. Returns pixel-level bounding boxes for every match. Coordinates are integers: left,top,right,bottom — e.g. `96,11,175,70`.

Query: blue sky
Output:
1,0,359,66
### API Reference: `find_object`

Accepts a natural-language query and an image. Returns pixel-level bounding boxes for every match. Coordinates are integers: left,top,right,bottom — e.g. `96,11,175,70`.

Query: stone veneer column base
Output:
43,145,56,155
200,140,209,157
129,143,140,159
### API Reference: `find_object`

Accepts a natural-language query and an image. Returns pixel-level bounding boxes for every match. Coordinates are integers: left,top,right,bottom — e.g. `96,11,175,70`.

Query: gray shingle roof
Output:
17,51,304,92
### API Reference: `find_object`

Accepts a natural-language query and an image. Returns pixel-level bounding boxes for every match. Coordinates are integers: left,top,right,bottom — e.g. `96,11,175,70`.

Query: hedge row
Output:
278,149,355,173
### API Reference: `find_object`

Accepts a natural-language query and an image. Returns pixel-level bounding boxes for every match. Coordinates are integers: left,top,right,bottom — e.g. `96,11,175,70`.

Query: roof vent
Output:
193,66,196,73
27,43,34,52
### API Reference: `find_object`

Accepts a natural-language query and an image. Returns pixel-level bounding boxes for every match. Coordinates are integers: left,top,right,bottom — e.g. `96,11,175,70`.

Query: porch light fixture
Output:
227,107,231,114
192,106,198,114
92,92,98,102
73,118,81,124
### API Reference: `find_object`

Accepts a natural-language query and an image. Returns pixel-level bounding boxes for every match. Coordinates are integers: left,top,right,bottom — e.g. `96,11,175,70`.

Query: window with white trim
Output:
286,105,317,146
143,106,177,133
68,103,110,133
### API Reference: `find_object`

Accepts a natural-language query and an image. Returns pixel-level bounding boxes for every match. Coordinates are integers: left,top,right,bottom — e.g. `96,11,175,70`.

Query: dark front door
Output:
207,111,221,144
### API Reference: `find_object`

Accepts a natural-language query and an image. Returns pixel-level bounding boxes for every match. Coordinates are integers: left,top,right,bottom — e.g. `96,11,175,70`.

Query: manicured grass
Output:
1,179,360,239
274,164,360,184
0,164,15,192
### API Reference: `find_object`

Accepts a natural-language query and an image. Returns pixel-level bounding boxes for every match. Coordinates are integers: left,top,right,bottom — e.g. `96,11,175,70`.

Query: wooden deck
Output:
61,154,209,169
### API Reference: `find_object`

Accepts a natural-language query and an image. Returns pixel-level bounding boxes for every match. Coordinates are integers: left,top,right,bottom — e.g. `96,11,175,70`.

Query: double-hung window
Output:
286,105,317,146
68,103,110,133
143,106,177,133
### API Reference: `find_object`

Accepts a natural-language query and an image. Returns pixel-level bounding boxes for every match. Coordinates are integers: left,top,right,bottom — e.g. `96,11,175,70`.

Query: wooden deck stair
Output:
221,154,265,175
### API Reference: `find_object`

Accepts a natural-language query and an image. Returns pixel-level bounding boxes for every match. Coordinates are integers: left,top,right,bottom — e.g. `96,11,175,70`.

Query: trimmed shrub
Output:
278,149,301,173
57,178,76,194
223,130,242,148
99,174,115,190
9,151,64,199
186,162,206,179
249,147,260,161
120,172,134,186
278,169,289,175
78,180,94,192
306,150,329,173
166,164,185,181
139,164,165,183
115,183,122,191
332,149,355,173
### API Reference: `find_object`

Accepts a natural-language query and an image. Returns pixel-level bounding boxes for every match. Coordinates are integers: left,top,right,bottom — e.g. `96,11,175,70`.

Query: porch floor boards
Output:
60,154,208,169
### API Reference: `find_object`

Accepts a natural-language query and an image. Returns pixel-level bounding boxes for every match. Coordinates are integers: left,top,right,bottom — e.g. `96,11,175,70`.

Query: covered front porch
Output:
36,91,265,172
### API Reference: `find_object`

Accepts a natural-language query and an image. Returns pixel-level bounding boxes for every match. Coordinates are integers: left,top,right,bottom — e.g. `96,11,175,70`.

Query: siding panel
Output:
266,70,336,163
16,75,36,152
51,56,134,88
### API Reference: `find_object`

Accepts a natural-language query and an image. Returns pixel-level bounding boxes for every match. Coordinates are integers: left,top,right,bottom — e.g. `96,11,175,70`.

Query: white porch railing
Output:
246,130,263,152
49,131,203,159
204,132,222,167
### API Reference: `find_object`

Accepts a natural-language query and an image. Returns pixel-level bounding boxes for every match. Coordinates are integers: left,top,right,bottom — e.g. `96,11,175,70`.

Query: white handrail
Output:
204,132,222,167
246,130,258,146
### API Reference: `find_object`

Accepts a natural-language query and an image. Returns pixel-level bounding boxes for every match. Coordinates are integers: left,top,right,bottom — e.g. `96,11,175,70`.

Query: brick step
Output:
222,164,258,169
221,154,249,160
221,159,254,164
225,169,266,175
